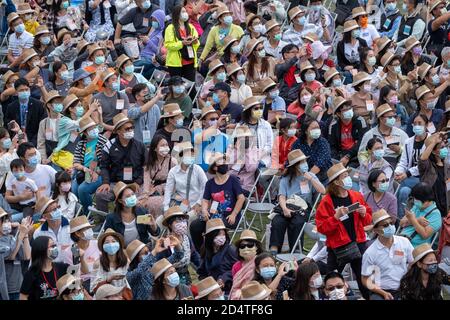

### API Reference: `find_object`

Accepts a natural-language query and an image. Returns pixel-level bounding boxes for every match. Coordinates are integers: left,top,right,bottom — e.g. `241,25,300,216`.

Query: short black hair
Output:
279,117,295,131
281,44,299,58
14,78,29,90
367,169,385,193
17,142,35,158
366,137,383,151
411,182,435,203
132,83,148,99
10,158,25,171
324,271,345,284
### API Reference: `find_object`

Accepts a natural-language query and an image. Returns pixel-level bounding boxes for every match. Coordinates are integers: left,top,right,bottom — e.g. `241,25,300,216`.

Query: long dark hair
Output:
291,261,320,300
379,85,396,105
172,5,191,40
146,135,169,170
399,259,443,300
359,47,373,72
283,163,299,185
253,252,276,283
49,61,67,84
53,171,71,202
222,40,241,64
247,48,269,81
99,236,128,272
151,270,181,300
298,115,317,141
30,236,52,274
201,229,230,261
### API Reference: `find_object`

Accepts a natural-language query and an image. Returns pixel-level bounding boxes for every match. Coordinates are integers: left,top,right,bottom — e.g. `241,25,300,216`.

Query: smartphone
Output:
347,202,360,213
71,245,80,265
18,132,25,140
405,197,415,211
387,142,400,147
137,215,151,224
161,87,170,95
32,213,41,224
7,121,14,130
282,290,289,300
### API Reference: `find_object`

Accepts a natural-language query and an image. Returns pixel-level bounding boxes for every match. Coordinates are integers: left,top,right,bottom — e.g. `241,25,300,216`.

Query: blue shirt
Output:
401,203,442,247
193,128,230,171
278,173,319,206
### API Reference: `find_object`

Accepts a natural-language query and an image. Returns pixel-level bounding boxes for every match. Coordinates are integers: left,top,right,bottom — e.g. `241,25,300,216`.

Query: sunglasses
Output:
253,106,263,110
209,117,219,121
377,222,394,228
239,242,255,249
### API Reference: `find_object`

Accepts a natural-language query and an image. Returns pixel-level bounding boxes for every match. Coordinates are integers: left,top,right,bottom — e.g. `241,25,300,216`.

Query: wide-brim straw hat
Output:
199,106,218,120
352,6,367,19
225,62,243,77
126,239,146,262
324,67,340,84
376,103,394,118
88,44,107,58
0,207,8,219
113,181,138,201
415,85,432,101
300,61,314,73
351,71,371,87
97,228,125,251
429,0,446,13
44,90,63,105
22,48,38,63
208,59,225,76
94,284,124,300
216,7,232,19
162,206,189,227
17,3,35,15
265,19,281,33
258,78,277,93
70,215,93,234
56,274,79,297
417,62,432,80
77,39,90,52
35,25,51,37
372,209,391,226
412,243,435,264
195,277,221,299
7,13,20,26
302,32,319,43
79,117,97,133
333,96,351,113
375,37,392,53
161,103,183,118
57,28,71,43
101,68,116,83
2,70,18,84
327,163,351,183
242,96,262,111
286,149,308,167
222,35,238,52
116,54,132,70
343,20,359,33
380,51,398,67
205,218,227,235
62,94,80,111
288,6,305,21
112,113,133,132
235,229,260,248
150,258,173,279
245,38,264,56
35,196,57,214
241,281,272,300
405,36,421,52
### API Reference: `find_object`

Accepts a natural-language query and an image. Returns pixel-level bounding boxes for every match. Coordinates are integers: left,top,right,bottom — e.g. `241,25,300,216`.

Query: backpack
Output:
437,211,450,261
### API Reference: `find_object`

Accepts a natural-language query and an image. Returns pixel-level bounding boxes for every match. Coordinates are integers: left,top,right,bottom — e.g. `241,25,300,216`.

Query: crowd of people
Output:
0,0,450,301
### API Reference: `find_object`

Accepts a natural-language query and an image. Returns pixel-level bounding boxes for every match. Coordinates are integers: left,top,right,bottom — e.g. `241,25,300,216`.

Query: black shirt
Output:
428,19,450,46
119,5,160,37
20,263,69,300
330,194,356,242
433,164,446,216
412,139,425,168
214,101,243,124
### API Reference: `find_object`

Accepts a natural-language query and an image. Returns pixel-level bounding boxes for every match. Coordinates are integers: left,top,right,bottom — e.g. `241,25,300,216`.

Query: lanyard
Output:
41,268,58,290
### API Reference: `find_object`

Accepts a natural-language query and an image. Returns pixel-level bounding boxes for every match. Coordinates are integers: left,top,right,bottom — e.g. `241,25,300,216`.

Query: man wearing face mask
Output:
428,0,450,62
361,209,414,300
379,0,402,39
283,6,323,47
263,20,288,60
211,82,243,128
96,114,146,213
33,196,73,263
164,76,193,125
323,271,359,300
6,13,34,71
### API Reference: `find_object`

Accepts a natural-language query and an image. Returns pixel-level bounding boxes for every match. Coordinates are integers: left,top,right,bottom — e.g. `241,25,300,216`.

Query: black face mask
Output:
216,164,228,175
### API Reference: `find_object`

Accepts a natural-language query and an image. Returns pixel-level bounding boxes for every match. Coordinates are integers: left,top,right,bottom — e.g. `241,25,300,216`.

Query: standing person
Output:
396,0,426,47
315,163,373,298
427,0,450,60
84,0,115,43
361,209,414,300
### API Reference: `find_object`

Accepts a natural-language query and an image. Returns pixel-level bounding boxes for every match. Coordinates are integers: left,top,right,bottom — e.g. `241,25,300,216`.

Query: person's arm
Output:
37,119,48,162
431,12,450,31
362,275,393,299
129,90,164,120
5,189,27,204
307,173,326,194
420,134,440,161
432,77,449,98
24,66,40,83
0,87,16,102
199,27,216,61
8,222,31,260
405,210,436,239
163,169,175,211
69,72,101,98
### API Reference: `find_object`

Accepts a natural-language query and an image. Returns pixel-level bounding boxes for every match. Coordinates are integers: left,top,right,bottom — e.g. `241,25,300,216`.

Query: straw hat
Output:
97,228,125,251
286,149,308,167
35,196,57,214
208,59,225,76
376,104,394,118
56,274,79,297
126,239,146,262
245,38,264,56
242,96,262,111
62,94,80,111
112,181,138,201
257,78,277,93
94,284,124,300
302,33,319,43
429,0,446,13
70,215,93,234
343,20,359,33
88,44,106,58
112,113,133,132
76,39,90,52
207,152,229,169
199,106,218,120
405,36,421,52
265,19,280,33
162,206,189,227
57,28,71,43
225,62,243,77
205,218,227,235
222,35,238,52
216,6,231,19
245,13,257,28
161,103,183,118
324,67,340,84
101,67,116,83
417,62,432,80
288,6,305,21
35,25,50,37
415,85,432,100
311,41,332,60
79,117,97,133
17,3,35,15
327,163,351,183
352,6,367,19
7,13,20,26
374,37,392,53
372,209,391,226
22,48,38,63
300,60,314,73
0,207,8,220
233,125,252,138
150,258,173,279
116,54,132,70
235,229,260,248
351,71,371,87
241,281,272,300
333,96,351,113
2,70,18,84
195,277,221,299
44,90,62,105
412,243,435,264
380,51,396,67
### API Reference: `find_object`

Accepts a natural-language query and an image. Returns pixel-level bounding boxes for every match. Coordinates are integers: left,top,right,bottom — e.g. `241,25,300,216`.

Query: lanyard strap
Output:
41,268,57,290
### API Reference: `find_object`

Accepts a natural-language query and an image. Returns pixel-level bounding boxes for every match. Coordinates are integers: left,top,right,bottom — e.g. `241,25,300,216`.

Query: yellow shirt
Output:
25,20,40,35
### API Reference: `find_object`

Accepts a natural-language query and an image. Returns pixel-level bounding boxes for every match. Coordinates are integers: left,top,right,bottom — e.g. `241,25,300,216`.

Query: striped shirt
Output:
8,31,34,58
73,134,109,166
282,23,323,47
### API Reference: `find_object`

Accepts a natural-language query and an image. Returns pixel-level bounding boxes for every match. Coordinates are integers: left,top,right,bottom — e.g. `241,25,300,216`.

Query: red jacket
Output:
316,190,372,249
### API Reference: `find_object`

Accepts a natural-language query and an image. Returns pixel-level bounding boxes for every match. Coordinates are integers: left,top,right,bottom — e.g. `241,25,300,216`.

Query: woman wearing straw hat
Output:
258,78,286,126
400,36,432,75
150,258,193,300
197,219,238,296
336,20,368,78
378,84,409,131
47,28,78,73
399,243,450,300
377,51,414,100
227,62,252,106
56,273,92,300
198,59,226,101
221,35,246,65
0,71,19,108
270,149,325,254
33,25,55,58
238,14,267,56
315,162,373,298
195,276,225,300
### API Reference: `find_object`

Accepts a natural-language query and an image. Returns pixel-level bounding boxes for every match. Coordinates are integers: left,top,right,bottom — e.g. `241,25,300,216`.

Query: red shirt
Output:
340,120,355,151
271,135,297,169
179,28,194,66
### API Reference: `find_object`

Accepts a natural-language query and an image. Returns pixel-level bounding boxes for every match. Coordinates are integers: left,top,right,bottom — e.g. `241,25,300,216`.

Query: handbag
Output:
333,241,362,266
51,150,74,170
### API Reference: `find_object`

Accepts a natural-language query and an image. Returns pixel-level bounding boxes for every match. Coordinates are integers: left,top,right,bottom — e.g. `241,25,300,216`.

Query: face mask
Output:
352,29,361,38
124,195,137,208
60,183,71,192
239,247,257,260
94,56,105,65
393,66,402,74
213,235,226,246
51,208,62,221
212,93,221,104
431,74,440,85
2,222,11,235
402,3,408,11
311,276,323,289
13,171,25,180
18,90,30,101
252,109,263,119
368,56,377,66
216,72,226,82
180,12,189,22
71,292,84,300
159,146,170,156
257,49,266,58
412,46,422,56
142,0,151,10
309,128,321,140
53,103,64,113
124,65,134,75
287,129,297,137
214,295,225,300
342,109,353,120
123,131,134,140
260,266,277,280
182,156,195,166
216,164,228,175
333,79,342,87
301,94,312,105
385,117,396,127
363,84,371,92
270,90,279,99
341,176,353,190
48,246,59,260
87,127,99,139
27,155,39,167
62,1,70,9
2,138,12,150
298,162,309,173
253,24,264,34
297,16,306,25
378,181,389,193
40,36,51,46
173,220,188,235
388,96,399,106
223,15,233,26
208,119,218,127
83,228,94,240
413,199,422,210
231,45,241,54
167,272,180,287
103,242,120,255
439,147,448,159
424,263,438,274
441,8,448,14
111,81,120,92
382,224,396,238
151,21,159,29
173,85,185,95
14,23,25,33
25,14,33,21
205,100,212,107
175,118,184,128
274,33,282,41
83,77,92,86
386,2,397,11
426,99,437,110
305,73,315,82
60,70,71,81
412,125,425,136
329,288,346,300
373,149,385,160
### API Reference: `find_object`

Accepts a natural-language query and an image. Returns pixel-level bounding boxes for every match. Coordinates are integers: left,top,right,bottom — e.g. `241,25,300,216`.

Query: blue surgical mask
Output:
71,292,84,300
439,147,448,159
382,224,396,238
88,127,99,139
274,33,282,41
151,21,159,29
257,49,266,58
124,195,137,208
124,65,134,75
173,85,185,95
342,109,353,120
297,16,306,25
13,171,25,180
94,56,105,65
60,70,71,81
223,15,233,26
212,93,221,104
62,1,69,9
377,181,389,193
182,156,195,166
111,81,120,92
305,73,316,82
342,176,353,190
27,155,39,167
216,72,226,82
40,36,51,45
142,0,151,9
167,272,180,287
14,23,25,33
352,29,361,38
75,106,84,118
333,79,342,87
260,266,277,279
413,199,423,210
368,56,377,66
431,74,440,85
83,77,92,86
412,125,425,136
231,45,241,54
385,117,396,127
309,128,321,139
298,162,309,173
424,263,438,274
53,103,63,113
2,138,12,150
18,90,30,101
373,149,385,160
269,89,279,98
394,65,402,74
51,208,62,220
175,118,184,128
386,2,396,11
236,74,246,84
103,242,120,255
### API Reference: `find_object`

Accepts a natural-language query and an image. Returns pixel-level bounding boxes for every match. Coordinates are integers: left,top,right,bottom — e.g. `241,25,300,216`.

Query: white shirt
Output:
361,235,414,290
6,176,38,205
57,192,78,220
0,151,18,187
5,164,57,198
306,242,328,264
33,218,73,263
230,84,253,106
8,30,34,58
163,164,208,211
359,25,380,48
264,39,288,60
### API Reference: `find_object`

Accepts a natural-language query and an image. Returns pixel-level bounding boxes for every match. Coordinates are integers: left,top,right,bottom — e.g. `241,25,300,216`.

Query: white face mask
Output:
123,131,134,140
310,276,323,289
300,94,312,105
83,228,94,240
158,146,170,156
329,287,346,300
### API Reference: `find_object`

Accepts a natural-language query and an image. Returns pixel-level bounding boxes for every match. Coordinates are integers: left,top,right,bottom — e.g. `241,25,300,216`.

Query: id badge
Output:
116,99,125,110
103,0,111,8
366,100,374,112
210,201,219,214
339,214,349,221
383,19,391,30
180,199,189,212
143,130,151,145
124,167,133,181
300,180,310,194
403,25,411,36
143,18,149,27
187,46,195,59
294,74,302,83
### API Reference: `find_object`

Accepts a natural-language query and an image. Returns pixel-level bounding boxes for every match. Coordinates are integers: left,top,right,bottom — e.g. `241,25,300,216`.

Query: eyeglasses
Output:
123,126,135,131
252,106,263,110
209,118,219,121
377,222,394,228
326,284,345,291
287,50,299,54
377,179,389,184
239,242,255,249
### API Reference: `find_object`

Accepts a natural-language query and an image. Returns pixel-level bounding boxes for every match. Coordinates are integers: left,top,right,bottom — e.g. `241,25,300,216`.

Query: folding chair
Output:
134,65,144,75
74,203,83,217
182,77,195,96
0,28,9,65
149,69,168,88
94,220,107,239
422,53,438,66
86,205,109,226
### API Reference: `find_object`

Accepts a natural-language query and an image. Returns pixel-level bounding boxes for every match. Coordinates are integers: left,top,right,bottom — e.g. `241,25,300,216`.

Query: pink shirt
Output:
62,240,101,281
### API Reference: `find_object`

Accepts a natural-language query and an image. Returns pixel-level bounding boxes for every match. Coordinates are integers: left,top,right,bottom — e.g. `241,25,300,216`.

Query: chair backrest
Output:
149,69,168,87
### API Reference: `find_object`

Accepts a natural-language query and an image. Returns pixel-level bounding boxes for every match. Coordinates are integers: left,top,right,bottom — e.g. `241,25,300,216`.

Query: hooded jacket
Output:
141,9,165,59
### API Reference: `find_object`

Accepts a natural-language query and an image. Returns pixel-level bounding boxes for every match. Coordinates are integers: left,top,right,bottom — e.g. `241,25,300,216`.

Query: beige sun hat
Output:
352,6,367,19
343,20,359,33
376,104,394,118
265,19,281,33
245,38,264,56
162,206,189,227
324,67,340,84
351,71,371,87
150,258,173,280
241,281,272,300
205,218,227,235
374,37,392,53
372,209,391,226
116,54,132,70
222,35,238,52
327,163,351,183
126,239,146,262
216,6,232,19
332,96,351,113
2,70,18,84
235,229,260,248
429,0,446,13
208,59,225,76
415,85,432,100
35,25,51,37
257,78,277,93
88,44,107,58
417,62,432,80
286,149,308,167
17,3,35,15
112,113,133,132
199,106,218,120
70,215,94,234
288,6,305,21
0,207,8,220
97,228,125,251
112,181,138,201
405,36,421,52
7,12,21,26
44,90,63,105
94,284,124,300
101,67,116,83
56,274,79,297
78,117,97,133
300,60,314,73
412,243,435,264
225,62,243,77
380,51,397,67
62,94,80,111
35,196,57,214
161,103,183,118
242,96,262,111
22,48,38,63
56,28,71,43
195,277,221,299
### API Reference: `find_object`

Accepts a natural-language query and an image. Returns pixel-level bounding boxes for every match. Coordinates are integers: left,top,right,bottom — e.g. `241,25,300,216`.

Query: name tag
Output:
366,100,374,112
210,201,219,214
116,99,124,110
300,180,310,194
143,130,151,145
322,65,330,72
231,163,242,171
427,122,436,134
187,46,195,59
403,25,412,36
294,74,302,83
340,214,349,221
383,18,391,29
143,18,149,27
69,131,78,143
123,167,133,181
